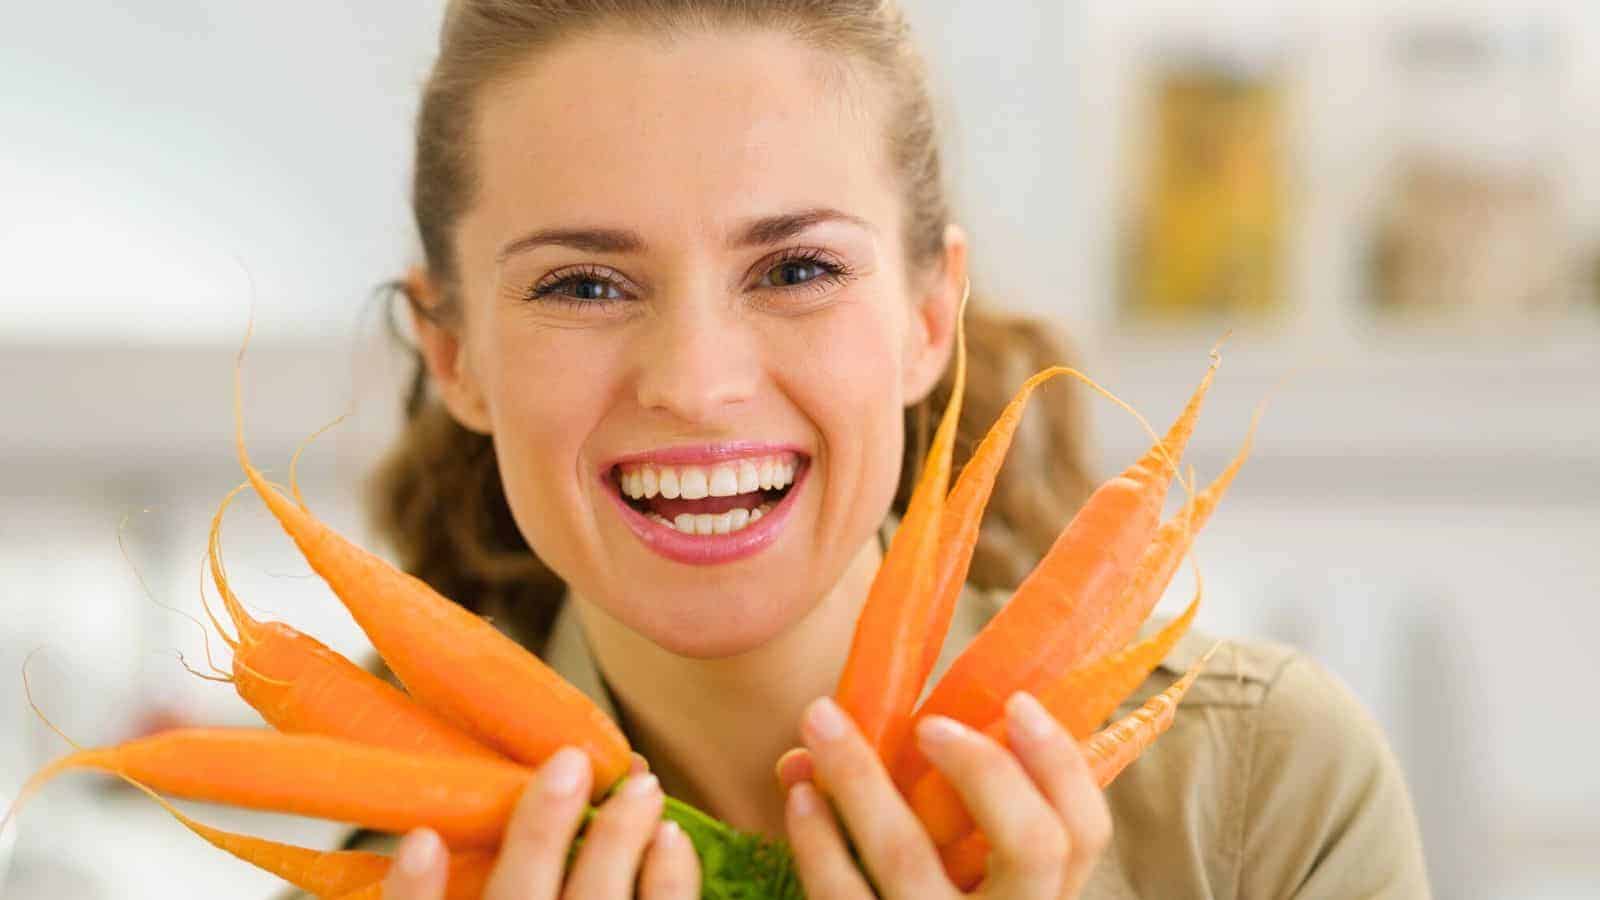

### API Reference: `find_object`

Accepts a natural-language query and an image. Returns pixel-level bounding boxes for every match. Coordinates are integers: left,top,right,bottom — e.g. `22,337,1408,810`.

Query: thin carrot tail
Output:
834,279,969,763
208,480,264,646
1083,641,1222,788
906,577,1203,847
115,769,392,896
0,751,94,837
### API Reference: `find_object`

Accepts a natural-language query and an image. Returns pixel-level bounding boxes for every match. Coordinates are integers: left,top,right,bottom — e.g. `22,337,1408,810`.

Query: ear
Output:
901,223,969,405
406,267,493,435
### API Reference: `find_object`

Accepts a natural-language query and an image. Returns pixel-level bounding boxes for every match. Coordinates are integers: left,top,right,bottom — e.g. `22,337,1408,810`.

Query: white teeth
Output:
659,468,681,499
708,466,740,497
641,467,658,499
758,459,774,490
646,502,774,536
679,468,709,500
737,460,760,494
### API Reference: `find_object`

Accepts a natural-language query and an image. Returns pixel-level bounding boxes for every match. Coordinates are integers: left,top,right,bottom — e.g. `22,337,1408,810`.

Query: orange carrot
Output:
135,771,495,900
833,281,968,763
939,830,990,891
894,354,1218,788
203,482,501,761
17,729,531,848
908,582,1201,847
129,781,395,897
229,330,630,793
911,365,1072,702
1081,642,1219,787
1073,406,1258,667
938,643,1219,890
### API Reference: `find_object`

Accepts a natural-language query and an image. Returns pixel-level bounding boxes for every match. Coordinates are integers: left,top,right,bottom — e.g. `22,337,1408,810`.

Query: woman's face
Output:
427,28,962,658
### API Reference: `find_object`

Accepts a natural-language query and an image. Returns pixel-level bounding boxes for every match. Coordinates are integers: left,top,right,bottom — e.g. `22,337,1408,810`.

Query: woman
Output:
342,1,1430,897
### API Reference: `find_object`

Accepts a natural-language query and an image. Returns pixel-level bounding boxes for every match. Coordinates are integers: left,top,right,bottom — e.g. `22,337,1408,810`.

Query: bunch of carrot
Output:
830,292,1257,888
3,294,1254,897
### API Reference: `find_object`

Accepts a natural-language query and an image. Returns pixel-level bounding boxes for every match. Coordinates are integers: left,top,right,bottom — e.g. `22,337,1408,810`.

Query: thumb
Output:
383,828,448,900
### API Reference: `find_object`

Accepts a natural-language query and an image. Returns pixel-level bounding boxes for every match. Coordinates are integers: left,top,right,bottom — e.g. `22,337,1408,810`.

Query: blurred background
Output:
2,1,1597,897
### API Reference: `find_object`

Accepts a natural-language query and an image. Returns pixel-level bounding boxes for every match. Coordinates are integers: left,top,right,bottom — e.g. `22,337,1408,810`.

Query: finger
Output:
775,747,814,791
631,751,650,775
381,828,447,900
564,773,665,898
639,819,701,900
1005,692,1112,898
801,697,951,900
916,715,1063,897
482,747,592,900
785,782,874,899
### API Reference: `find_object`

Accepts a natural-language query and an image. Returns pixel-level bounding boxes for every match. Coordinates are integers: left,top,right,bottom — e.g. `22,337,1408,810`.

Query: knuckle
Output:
1006,814,1067,875
871,835,927,886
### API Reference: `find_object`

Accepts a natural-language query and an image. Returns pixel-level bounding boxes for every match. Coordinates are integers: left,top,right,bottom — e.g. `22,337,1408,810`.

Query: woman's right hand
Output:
382,747,700,900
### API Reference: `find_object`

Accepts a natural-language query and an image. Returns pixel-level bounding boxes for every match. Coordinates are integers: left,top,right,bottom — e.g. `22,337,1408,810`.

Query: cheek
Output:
476,325,624,559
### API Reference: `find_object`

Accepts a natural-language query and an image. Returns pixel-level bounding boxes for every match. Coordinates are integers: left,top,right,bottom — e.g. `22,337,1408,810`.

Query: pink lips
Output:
600,443,809,566
604,440,807,469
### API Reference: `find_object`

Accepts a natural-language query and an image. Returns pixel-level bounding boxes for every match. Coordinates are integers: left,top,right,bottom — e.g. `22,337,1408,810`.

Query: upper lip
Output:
602,441,809,471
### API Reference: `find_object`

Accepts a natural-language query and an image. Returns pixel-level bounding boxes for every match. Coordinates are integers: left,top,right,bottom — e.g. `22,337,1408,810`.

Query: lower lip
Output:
604,463,808,566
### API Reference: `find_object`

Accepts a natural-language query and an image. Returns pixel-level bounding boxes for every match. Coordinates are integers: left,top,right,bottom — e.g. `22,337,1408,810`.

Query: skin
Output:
388,26,1109,900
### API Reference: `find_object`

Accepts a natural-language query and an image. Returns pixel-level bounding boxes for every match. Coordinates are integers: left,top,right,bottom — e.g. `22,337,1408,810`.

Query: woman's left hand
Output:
778,692,1110,899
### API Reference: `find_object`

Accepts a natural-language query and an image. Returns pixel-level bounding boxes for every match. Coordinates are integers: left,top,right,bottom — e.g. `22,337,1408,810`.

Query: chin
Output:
626,584,809,659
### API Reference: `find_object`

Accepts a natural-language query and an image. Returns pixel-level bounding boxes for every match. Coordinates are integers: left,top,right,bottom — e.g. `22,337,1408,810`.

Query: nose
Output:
632,300,760,426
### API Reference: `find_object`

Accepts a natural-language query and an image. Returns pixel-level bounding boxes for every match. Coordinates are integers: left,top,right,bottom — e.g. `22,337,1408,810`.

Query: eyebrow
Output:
495,207,873,262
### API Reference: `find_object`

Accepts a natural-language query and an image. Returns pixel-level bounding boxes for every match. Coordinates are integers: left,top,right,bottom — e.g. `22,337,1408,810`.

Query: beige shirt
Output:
289,583,1430,899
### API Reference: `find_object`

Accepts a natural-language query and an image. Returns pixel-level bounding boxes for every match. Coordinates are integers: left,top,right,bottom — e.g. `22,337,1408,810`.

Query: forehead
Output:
469,27,894,244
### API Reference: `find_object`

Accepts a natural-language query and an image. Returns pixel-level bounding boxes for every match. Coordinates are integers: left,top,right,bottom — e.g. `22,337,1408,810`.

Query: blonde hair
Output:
370,0,1097,649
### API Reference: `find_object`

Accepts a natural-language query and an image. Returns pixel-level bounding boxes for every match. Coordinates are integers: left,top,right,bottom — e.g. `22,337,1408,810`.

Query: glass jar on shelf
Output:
1368,16,1571,330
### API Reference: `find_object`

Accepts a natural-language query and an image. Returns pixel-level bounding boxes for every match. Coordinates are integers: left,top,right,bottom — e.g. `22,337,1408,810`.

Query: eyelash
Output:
523,248,853,311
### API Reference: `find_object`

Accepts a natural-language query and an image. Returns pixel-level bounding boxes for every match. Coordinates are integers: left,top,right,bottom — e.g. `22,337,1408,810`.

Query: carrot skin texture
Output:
834,284,968,763
1081,646,1216,787
234,440,630,792
895,358,1216,789
234,622,504,761
28,729,531,848
908,591,1200,847
1074,411,1255,667
206,481,502,761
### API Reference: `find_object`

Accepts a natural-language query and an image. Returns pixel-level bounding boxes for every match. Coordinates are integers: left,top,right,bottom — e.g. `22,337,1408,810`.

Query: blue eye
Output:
527,265,625,305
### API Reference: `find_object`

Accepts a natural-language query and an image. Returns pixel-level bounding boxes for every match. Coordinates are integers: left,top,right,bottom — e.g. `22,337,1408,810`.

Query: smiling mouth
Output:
611,452,805,536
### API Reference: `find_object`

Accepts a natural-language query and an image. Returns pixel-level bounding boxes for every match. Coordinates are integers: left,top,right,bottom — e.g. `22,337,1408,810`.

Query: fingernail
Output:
397,828,441,877
1007,691,1056,742
622,773,660,799
788,782,818,816
804,697,847,743
541,747,589,796
916,715,965,750
656,819,684,848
